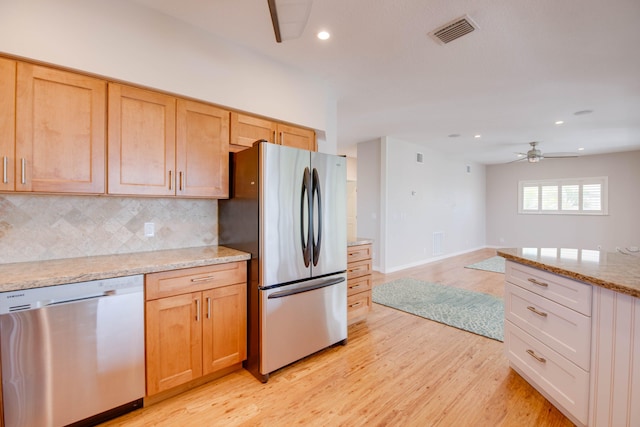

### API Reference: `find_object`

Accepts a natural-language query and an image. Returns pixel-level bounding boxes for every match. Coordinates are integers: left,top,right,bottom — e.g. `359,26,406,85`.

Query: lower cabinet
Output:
145,262,247,396
504,261,592,426
347,243,372,325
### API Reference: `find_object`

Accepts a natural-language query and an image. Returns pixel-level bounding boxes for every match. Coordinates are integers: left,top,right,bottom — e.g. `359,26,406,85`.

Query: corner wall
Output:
358,137,486,273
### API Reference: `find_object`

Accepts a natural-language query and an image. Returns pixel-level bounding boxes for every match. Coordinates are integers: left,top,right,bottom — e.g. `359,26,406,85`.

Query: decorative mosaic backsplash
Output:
0,194,218,264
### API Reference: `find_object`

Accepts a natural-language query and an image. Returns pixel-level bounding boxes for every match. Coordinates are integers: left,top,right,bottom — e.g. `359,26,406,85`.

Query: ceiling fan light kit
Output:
513,142,579,164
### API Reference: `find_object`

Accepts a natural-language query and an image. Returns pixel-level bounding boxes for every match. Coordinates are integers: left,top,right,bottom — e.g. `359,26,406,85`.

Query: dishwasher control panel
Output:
0,274,143,314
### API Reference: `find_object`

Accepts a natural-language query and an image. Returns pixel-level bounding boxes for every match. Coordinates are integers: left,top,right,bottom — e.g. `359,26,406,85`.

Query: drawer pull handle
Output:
528,278,549,288
191,275,216,283
195,298,201,322
527,306,548,317
349,284,362,290
526,349,546,363
349,302,362,308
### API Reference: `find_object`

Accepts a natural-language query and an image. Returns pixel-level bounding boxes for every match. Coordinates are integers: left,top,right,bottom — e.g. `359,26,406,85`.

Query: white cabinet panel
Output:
505,282,591,370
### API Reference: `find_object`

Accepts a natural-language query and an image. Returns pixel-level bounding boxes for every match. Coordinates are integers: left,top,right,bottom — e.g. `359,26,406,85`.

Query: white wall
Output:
486,150,640,251
356,140,382,268
0,0,337,153
358,137,486,273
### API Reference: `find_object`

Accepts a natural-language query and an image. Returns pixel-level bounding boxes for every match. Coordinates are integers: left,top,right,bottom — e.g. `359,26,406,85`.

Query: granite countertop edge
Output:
348,238,374,247
497,249,640,299
0,246,251,293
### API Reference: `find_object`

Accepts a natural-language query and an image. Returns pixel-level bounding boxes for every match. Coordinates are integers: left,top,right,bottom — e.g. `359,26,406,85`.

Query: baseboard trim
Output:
378,245,492,274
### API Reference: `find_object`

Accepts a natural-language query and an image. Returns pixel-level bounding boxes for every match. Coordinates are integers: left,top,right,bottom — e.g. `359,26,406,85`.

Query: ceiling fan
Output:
513,142,578,163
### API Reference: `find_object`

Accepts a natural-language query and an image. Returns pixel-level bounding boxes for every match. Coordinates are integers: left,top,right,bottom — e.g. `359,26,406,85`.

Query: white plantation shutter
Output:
582,183,602,211
522,186,539,210
519,177,607,215
541,185,558,210
561,185,579,210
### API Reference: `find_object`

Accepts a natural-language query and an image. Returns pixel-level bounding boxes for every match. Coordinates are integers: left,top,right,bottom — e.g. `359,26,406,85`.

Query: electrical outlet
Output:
144,222,155,237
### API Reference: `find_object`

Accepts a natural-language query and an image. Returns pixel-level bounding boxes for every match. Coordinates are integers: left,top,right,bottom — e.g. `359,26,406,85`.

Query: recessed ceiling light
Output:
555,120,564,125
574,109,593,116
474,134,481,139
317,31,330,40
578,147,585,151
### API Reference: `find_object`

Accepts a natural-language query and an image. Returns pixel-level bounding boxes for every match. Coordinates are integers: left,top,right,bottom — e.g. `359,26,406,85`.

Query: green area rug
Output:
465,256,505,273
372,278,504,341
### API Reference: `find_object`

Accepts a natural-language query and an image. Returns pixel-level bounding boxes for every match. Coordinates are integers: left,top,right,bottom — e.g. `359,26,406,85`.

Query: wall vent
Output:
429,15,478,45
416,152,424,163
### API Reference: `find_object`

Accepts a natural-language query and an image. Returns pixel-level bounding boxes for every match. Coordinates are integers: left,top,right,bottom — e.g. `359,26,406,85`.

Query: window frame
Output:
518,176,608,215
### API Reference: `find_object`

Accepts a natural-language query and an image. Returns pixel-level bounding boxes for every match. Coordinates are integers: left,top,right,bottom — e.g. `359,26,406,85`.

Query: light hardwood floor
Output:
101,248,574,427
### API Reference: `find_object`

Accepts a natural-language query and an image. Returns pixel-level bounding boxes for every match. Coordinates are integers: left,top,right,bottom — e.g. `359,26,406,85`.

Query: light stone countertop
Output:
0,246,250,293
497,247,640,298
348,238,374,247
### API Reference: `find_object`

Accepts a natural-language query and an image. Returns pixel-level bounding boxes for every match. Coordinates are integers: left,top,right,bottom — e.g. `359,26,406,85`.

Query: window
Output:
518,177,608,215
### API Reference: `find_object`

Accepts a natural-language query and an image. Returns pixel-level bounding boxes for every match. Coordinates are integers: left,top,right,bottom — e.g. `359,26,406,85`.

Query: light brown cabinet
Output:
347,243,373,325
11,62,106,193
145,262,247,396
108,84,229,197
230,112,316,152
0,57,15,193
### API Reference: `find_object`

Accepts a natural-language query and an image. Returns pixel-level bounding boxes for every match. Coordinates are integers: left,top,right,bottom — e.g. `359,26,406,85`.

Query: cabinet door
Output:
0,58,15,192
146,292,202,395
15,63,106,193
229,112,276,151
202,283,247,375
108,83,176,196
176,100,229,198
276,123,316,151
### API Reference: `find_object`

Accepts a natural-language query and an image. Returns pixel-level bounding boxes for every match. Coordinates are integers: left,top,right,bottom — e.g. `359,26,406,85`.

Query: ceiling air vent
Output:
429,15,478,45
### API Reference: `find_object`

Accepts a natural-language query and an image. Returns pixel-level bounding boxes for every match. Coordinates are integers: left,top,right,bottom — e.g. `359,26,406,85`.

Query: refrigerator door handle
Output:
267,277,345,299
311,168,322,266
301,167,312,267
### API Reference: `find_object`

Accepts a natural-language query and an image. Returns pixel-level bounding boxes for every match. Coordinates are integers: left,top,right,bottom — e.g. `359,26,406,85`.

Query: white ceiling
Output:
130,0,640,164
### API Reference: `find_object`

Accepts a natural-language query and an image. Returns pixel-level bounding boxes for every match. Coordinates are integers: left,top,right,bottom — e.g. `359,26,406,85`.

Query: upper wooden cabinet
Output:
230,112,316,152
0,58,16,192
276,123,316,151
229,112,275,152
108,84,229,198
176,100,229,198
108,84,176,196
14,63,106,193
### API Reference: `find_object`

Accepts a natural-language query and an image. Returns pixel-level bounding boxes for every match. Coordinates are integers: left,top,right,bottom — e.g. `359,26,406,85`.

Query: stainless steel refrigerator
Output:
220,141,347,382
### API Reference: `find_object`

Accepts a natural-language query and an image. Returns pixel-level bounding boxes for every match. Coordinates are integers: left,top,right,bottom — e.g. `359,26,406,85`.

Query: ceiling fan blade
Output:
267,0,282,43
543,152,579,158
267,0,313,43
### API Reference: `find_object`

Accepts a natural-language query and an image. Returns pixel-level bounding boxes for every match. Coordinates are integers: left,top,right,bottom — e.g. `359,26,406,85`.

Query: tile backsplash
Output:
0,194,218,264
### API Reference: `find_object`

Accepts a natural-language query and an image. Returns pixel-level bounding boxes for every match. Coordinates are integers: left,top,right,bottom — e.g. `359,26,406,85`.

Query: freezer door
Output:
261,143,312,287
310,151,347,276
260,273,347,375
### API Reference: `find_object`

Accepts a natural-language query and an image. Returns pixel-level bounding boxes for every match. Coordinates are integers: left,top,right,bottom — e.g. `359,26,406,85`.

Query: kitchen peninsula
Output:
498,247,640,427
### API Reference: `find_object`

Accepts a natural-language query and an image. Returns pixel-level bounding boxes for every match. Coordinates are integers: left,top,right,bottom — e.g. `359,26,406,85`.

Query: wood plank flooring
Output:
101,248,574,427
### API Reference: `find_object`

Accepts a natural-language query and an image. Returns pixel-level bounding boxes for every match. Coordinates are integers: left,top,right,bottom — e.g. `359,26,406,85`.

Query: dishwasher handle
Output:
268,277,345,299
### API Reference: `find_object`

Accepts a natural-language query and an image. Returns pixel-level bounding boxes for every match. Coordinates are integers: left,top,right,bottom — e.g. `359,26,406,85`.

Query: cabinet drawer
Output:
505,321,589,426
347,259,372,281
505,282,591,370
506,261,592,316
348,244,372,263
347,276,372,297
347,291,371,323
146,262,246,300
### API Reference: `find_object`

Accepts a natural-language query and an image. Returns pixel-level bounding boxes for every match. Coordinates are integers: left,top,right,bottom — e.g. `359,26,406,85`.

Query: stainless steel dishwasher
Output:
0,275,145,427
